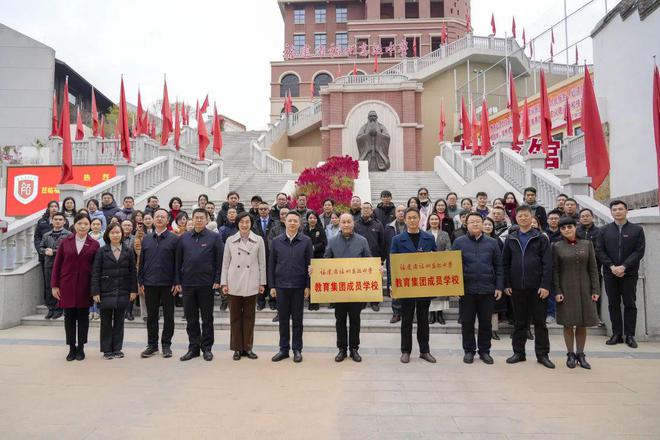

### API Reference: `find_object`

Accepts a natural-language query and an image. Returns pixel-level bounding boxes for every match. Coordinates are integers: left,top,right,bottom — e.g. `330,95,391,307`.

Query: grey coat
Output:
221,231,267,297
429,229,451,251
552,239,600,327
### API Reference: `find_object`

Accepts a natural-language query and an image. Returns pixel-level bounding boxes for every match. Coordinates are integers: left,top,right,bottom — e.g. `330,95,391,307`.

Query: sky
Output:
0,0,619,130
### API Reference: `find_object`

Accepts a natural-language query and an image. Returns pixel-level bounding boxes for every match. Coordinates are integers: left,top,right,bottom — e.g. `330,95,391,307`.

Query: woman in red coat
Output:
51,212,100,361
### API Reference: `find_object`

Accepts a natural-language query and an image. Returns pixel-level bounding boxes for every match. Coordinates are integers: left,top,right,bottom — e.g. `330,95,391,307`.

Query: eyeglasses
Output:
258,208,269,211
418,192,428,196
559,225,575,230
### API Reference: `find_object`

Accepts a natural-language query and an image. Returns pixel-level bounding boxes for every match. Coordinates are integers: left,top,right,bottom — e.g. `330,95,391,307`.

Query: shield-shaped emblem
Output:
13,174,39,205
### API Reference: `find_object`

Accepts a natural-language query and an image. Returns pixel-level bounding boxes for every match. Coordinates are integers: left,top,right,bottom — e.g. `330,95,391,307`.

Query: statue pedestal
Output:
353,161,372,204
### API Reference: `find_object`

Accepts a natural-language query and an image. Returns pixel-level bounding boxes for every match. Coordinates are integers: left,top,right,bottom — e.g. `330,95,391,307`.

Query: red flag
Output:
539,70,552,154
582,66,610,189
141,111,148,136
174,102,181,150
373,54,379,73
91,87,99,137
466,12,471,33
460,96,471,150
522,28,526,47
441,22,448,45
653,64,660,190
150,118,157,139
118,76,131,162
75,107,84,140
511,16,516,39
197,105,210,160
99,114,105,139
160,78,173,145
212,103,223,155
137,89,144,135
490,13,496,36
58,77,73,184
200,94,209,114
480,99,492,155
51,91,59,137
352,61,358,76
522,98,531,141
412,38,417,57
438,101,446,141
471,106,480,155
509,70,521,146
564,96,574,136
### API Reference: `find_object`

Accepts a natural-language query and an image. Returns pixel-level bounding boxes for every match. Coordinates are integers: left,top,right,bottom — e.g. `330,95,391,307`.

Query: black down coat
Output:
91,244,138,310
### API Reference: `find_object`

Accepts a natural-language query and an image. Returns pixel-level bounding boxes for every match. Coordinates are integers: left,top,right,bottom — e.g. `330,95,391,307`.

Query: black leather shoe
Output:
576,352,591,369
492,331,500,340
293,350,302,363
566,352,577,369
232,351,241,361
506,353,526,364
125,311,134,321
437,310,446,325
390,315,401,324
400,352,410,363
243,350,258,360
463,352,474,364
308,303,319,311
66,346,76,362
537,356,556,369
51,310,63,320
526,329,534,340
349,349,362,362
162,347,173,358
174,295,183,307
113,351,124,359
256,303,265,311
479,353,494,364
272,313,279,322
328,304,334,309
429,312,436,324
203,351,213,361
75,346,85,361
272,351,289,362
103,353,114,360
606,334,623,345
180,350,200,361
219,302,228,311
141,346,159,358
625,336,638,349
269,303,276,311
45,310,54,319
371,303,380,312
420,352,436,363
335,349,347,362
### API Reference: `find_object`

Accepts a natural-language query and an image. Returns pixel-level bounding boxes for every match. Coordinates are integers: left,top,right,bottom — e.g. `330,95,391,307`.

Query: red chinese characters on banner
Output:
283,41,409,60
390,251,464,299
310,257,383,303
526,138,562,169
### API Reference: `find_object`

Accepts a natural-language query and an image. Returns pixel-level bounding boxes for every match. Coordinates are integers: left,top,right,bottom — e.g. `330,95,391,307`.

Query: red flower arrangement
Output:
293,156,359,212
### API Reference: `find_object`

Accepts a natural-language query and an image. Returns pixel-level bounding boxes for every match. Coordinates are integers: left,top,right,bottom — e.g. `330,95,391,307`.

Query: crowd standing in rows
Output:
33,186,645,368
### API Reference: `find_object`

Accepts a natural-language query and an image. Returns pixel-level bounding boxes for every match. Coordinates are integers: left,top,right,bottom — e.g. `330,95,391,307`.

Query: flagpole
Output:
505,31,510,105
467,59,472,113
563,0,569,78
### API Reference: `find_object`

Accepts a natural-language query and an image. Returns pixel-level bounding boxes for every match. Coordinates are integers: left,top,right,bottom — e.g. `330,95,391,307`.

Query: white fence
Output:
249,118,293,174
48,135,161,165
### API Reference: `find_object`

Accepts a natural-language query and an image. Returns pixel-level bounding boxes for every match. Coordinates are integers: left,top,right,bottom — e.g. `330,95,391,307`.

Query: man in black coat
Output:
502,205,555,369
38,212,71,319
252,201,278,313
521,187,548,230
374,190,396,226
597,200,646,348
354,202,386,312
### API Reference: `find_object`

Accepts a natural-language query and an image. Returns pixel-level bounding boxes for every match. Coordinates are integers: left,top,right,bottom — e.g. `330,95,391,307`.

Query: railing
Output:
49,135,162,165
334,73,410,85
0,211,42,271
249,118,291,173
473,150,497,178
134,156,168,197
532,168,565,207
562,134,586,168
288,99,322,130
82,175,126,204
530,61,585,77
173,157,204,185
501,148,527,190
206,162,224,187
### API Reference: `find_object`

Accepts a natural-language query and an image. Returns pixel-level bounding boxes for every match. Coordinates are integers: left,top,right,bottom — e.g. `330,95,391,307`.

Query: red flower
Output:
293,156,359,212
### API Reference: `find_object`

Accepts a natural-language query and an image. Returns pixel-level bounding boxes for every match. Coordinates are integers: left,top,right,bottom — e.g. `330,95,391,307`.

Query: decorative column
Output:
159,145,178,180
57,184,87,211
116,163,136,197
523,153,545,188
283,159,293,174
560,176,592,197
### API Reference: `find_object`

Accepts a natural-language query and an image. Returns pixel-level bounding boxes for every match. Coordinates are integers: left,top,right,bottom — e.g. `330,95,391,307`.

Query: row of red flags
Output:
446,65,660,191
55,77,224,183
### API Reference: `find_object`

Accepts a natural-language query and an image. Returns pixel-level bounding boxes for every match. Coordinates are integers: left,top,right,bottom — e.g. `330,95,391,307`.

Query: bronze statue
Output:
356,111,391,171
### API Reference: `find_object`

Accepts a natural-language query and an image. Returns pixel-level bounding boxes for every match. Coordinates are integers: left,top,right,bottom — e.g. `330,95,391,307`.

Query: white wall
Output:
0,24,55,148
592,9,660,197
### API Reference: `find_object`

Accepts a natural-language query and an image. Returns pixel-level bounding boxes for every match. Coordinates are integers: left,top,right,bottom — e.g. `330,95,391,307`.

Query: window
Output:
356,38,369,57
336,32,348,50
336,7,348,23
405,1,419,18
294,8,305,25
293,34,305,53
280,74,300,97
380,2,394,19
430,1,444,18
380,37,395,57
315,7,326,23
313,73,333,96
315,33,327,51
431,36,442,52
405,36,419,57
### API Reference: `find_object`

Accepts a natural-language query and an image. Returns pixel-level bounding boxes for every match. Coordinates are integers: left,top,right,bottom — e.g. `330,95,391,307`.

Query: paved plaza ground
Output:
1,325,660,439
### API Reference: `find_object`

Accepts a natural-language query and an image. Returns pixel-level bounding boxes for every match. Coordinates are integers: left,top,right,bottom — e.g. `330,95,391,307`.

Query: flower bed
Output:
293,156,359,212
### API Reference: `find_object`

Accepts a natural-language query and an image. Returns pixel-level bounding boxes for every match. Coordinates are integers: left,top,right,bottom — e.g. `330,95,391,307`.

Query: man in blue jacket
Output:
139,209,179,359
452,213,504,365
502,205,555,369
269,211,313,363
390,207,438,364
174,209,224,362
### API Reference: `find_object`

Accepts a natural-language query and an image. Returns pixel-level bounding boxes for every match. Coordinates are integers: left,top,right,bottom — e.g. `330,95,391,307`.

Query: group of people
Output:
33,185,645,369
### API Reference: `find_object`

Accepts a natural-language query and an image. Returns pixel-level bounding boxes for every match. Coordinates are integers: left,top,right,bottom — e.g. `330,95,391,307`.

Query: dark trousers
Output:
229,295,257,351
460,294,495,354
99,306,126,353
64,308,89,346
391,298,402,316
182,286,215,352
511,288,550,357
145,285,175,349
42,266,60,311
604,275,638,336
276,288,304,352
400,298,431,354
257,285,276,308
335,302,362,350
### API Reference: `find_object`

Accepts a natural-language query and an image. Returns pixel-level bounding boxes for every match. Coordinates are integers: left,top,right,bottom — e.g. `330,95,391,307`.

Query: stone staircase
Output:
369,171,452,205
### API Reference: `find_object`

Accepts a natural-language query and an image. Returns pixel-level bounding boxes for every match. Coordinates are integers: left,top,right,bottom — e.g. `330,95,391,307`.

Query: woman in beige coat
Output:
221,212,267,361
553,216,600,370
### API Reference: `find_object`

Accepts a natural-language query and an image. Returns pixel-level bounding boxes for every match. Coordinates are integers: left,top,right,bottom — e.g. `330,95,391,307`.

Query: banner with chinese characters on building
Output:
310,257,383,303
390,251,464,299
5,165,116,217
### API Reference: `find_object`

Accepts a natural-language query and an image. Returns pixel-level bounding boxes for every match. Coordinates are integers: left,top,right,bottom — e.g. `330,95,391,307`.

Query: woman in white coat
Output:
221,212,267,361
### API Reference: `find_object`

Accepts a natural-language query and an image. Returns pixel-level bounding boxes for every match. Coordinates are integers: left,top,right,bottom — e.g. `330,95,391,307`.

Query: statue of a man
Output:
356,111,391,172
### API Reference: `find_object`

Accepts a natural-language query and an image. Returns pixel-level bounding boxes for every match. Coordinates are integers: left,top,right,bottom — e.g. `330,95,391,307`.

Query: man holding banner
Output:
389,208,438,364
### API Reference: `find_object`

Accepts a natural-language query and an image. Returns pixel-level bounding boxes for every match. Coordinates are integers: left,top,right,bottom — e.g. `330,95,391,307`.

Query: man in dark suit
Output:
253,201,278,314
597,200,646,348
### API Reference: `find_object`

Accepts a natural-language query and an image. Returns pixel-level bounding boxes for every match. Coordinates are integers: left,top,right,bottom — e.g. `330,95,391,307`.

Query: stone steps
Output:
369,171,451,204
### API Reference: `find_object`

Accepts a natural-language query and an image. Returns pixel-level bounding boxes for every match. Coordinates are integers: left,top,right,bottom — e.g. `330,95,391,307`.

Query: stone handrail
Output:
561,134,586,169
134,156,168,197
334,74,410,85
249,118,292,174
532,168,565,207
530,60,584,77
82,175,126,204
288,99,322,130
472,149,498,178
205,161,224,187
501,148,527,190
0,210,43,271
173,157,205,185
48,135,161,165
